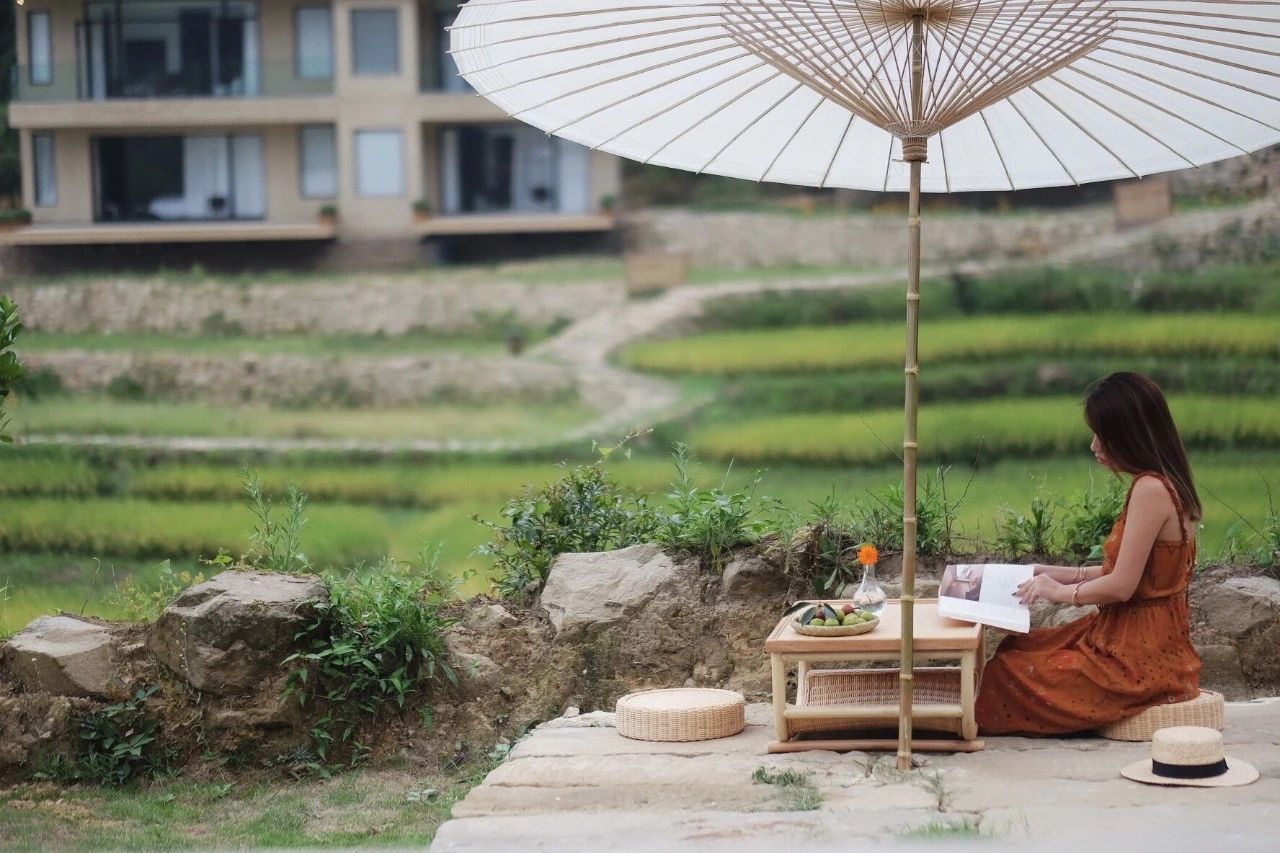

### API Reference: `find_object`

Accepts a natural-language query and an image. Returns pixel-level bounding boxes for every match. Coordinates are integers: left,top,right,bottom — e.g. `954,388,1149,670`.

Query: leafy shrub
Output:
477,439,658,599
850,473,961,558
0,295,23,444
284,554,456,764
105,374,147,402
652,443,780,570
0,209,32,225
1059,476,1126,560
40,687,167,786
994,487,1057,558
13,365,64,400
785,469,964,595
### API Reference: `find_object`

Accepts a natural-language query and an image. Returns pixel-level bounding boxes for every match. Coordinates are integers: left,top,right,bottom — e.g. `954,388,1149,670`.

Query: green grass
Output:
623,314,1280,375
9,398,595,442
2,449,1273,634
689,395,1280,465
0,498,396,564
0,765,486,849
18,330,523,357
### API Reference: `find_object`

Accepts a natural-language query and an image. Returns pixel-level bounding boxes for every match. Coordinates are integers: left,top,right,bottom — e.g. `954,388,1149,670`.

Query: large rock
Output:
540,544,687,636
1192,573,1280,698
719,554,788,601
150,570,326,695
4,616,124,698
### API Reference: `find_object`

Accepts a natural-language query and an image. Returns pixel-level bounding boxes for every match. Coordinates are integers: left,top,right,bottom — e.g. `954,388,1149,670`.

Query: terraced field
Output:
3,259,1279,634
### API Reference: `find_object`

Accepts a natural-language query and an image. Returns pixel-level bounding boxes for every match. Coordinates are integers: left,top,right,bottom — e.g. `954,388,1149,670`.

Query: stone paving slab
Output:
431,699,1280,852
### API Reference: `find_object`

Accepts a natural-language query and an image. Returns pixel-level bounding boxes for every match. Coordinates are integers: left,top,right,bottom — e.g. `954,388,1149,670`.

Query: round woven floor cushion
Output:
615,688,746,742
1098,690,1225,742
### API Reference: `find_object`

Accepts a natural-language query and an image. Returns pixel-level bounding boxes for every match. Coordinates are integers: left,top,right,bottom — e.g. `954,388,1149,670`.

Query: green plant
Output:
1060,476,1126,560
653,443,780,570
853,473,960,557
751,765,822,811
413,199,433,215
283,556,456,764
476,436,658,599
242,469,311,573
994,485,1057,558
0,577,11,640
319,205,338,220
105,374,148,401
105,559,207,622
13,365,64,400
0,208,32,225
1218,478,1280,576
71,687,164,785
0,295,23,444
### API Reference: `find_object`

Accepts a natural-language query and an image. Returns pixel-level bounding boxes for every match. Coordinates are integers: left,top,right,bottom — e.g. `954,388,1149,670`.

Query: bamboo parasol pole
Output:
897,11,927,773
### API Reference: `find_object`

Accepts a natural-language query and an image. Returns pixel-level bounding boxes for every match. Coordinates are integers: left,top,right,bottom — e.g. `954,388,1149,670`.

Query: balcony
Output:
0,221,336,246
11,60,332,103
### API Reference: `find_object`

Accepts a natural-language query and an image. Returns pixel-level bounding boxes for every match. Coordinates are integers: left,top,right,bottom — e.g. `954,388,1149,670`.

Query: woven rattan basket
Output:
1098,690,1225,742
791,667,963,736
615,688,746,742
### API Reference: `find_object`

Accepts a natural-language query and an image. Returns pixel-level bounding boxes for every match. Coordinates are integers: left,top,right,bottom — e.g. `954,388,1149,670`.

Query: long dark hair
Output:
1083,372,1202,521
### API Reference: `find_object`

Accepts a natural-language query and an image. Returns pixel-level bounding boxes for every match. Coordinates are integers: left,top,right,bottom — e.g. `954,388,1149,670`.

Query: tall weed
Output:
242,469,311,573
653,443,781,570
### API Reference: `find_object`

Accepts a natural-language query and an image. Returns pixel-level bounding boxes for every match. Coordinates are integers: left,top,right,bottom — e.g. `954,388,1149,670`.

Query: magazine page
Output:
937,564,1035,633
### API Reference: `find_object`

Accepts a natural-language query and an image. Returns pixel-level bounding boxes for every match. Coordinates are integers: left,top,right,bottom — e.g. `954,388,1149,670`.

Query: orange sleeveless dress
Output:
975,474,1202,735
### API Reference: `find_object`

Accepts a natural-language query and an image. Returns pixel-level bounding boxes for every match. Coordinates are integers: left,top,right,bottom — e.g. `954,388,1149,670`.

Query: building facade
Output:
5,0,619,249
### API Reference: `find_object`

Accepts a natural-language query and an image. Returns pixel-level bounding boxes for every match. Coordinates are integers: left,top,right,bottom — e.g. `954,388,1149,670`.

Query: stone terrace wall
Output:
627,206,1116,269
8,275,624,336
25,351,578,407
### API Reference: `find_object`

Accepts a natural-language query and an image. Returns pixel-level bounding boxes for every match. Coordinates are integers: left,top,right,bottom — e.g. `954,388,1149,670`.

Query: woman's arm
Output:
1033,564,1104,584
1017,476,1176,606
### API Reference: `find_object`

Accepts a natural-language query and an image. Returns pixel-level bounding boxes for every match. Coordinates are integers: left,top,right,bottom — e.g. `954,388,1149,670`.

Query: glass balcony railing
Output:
11,61,334,103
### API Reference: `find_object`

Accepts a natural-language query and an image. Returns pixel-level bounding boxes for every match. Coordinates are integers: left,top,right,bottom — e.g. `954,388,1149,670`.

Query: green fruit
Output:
841,615,857,626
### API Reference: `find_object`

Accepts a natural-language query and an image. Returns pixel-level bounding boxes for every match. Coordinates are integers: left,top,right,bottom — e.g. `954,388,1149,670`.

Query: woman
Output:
975,372,1203,735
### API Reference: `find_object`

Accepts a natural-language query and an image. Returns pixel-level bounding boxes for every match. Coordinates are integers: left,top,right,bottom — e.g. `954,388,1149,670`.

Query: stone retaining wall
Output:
8,275,624,336
26,351,578,407
627,206,1116,269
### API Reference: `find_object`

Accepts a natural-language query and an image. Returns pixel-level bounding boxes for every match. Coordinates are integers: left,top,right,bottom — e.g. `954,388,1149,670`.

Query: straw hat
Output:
1121,726,1259,787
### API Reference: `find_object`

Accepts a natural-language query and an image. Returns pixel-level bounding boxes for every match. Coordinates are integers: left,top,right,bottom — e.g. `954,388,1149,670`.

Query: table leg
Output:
960,650,977,741
770,653,789,746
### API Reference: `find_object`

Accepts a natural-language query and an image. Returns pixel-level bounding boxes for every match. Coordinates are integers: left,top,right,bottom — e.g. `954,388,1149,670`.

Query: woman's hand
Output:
1015,575,1064,605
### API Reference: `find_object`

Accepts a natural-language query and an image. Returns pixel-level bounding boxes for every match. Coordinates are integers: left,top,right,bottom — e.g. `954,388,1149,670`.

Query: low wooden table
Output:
765,599,985,753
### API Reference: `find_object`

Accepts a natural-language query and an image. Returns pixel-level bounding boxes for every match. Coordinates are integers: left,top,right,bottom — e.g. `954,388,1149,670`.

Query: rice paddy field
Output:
2,259,1279,635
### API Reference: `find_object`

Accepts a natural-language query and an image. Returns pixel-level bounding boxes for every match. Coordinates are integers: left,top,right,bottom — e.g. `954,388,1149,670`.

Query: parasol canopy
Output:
451,1,1280,192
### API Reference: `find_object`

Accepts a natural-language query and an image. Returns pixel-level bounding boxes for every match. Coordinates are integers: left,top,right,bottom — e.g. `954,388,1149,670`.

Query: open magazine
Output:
937,564,1036,633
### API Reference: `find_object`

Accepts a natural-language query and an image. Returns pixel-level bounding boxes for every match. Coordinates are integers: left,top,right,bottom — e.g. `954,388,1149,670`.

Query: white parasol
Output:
450,0,1280,768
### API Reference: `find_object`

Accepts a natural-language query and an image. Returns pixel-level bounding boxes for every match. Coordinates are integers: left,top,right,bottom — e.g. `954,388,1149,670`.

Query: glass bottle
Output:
852,560,887,615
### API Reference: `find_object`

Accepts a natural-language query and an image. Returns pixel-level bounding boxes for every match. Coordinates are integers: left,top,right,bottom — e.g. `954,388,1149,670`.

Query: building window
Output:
295,6,333,80
299,125,337,198
28,11,53,85
92,134,265,222
351,9,399,76
354,130,403,197
33,133,57,206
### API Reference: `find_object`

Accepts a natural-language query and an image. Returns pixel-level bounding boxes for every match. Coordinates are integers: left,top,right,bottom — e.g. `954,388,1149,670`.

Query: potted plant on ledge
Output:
318,205,338,227
0,210,33,231
413,199,433,223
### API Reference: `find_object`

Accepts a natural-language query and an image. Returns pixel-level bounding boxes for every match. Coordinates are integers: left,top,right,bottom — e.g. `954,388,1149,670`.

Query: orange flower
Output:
858,544,879,566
